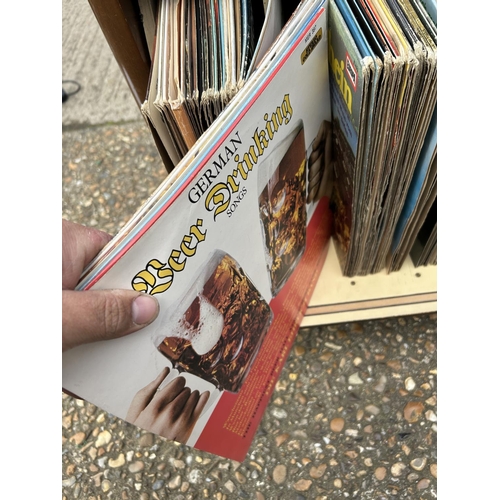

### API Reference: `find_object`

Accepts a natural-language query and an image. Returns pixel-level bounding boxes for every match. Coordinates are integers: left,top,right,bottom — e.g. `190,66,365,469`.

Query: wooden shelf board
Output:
301,240,437,327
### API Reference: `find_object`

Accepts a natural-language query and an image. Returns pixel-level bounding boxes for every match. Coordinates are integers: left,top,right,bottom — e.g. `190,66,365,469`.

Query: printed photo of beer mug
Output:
257,120,307,297
153,249,273,394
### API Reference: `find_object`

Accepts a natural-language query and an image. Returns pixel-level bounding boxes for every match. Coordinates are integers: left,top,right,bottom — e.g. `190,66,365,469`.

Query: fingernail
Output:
132,294,159,325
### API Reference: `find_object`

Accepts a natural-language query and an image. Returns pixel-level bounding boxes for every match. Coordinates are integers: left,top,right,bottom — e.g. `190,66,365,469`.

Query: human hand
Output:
62,219,159,351
307,120,334,203
126,367,210,444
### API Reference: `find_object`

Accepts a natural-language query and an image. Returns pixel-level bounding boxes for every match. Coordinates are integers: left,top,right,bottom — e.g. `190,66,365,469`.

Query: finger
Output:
192,391,210,422
163,387,192,421
146,367,171,395
166,391,201,444
307,154,324,203
308,148,322,169
125,367,171,422
308,154,324,185
163,390,210,444
62,219,112,289
62,289,159,351
307,183,319,204
181,390,201,419
153,376,187,411
309,138,323,156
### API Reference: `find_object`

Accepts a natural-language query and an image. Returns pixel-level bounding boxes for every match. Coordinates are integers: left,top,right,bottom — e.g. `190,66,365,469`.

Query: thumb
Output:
62,289,159,351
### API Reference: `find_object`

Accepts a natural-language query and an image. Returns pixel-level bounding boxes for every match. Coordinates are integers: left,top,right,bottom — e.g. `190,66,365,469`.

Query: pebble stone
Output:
426,410,437,421
138,433,154,448
275,433,289,446
95,430,111,447
365,404,380,415
404,401,425,423
410,457,427,471
293,479,313,491
272,465,287,484
348,372,364,384
109,453,126,468
407,472,419,482
224,480,235,493
69,432,86,445
330,418,345,432
151,480,163,491
391,463,407,477
405,377,416,391
128,461,144,473
430,463,438,478
309,464,327,478
417,478,431,490
101,480,111,493
62,477,76,488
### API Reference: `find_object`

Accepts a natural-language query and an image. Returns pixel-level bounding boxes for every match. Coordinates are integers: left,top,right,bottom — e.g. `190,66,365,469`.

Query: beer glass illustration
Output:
154,250,273,393
258,121,307,296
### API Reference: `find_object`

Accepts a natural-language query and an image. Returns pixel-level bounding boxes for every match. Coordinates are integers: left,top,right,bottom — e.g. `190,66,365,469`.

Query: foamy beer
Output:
155,250,273,393
258,121,307,296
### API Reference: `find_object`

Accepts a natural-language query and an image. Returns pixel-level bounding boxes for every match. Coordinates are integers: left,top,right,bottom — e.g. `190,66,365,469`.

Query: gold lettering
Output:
253,129,268,155
281,94,293,124
204,94,294,220
131,269,155,292
233,151,255,181
206,182,232,218
226,174,240,193
131,220,207,295
132,260,174,294
248,145,259,163
263,113,275,140
151,278,173,295
190,219,206,242
168,250,186,272
180,235,196,257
